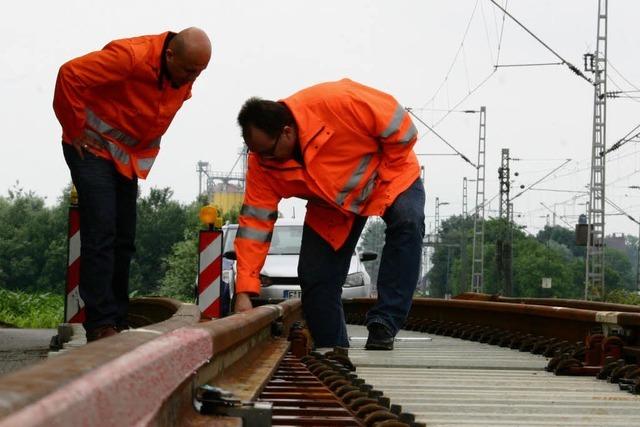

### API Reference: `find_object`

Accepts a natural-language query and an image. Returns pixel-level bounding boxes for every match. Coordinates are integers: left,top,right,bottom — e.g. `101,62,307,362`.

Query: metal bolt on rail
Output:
195,385,273,426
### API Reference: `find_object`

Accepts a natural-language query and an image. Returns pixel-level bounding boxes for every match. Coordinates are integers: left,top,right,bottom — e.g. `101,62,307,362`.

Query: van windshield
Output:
223,228,237,254
224,225,303,255
268,225,303,255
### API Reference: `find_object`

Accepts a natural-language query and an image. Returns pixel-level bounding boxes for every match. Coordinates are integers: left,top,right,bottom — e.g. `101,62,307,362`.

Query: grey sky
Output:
2,1,640,236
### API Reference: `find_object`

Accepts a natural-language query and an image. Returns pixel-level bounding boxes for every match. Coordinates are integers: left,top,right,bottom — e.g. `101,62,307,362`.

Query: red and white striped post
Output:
64,186,85,323
197,205,223,319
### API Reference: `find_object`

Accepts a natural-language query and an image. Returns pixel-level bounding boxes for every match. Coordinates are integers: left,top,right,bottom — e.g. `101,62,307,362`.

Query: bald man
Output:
53,28,211,341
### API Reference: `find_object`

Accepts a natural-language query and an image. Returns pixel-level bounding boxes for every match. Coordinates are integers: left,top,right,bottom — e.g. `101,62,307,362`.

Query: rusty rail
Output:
455,291,640,314
345,297,640,386
2,294,640,426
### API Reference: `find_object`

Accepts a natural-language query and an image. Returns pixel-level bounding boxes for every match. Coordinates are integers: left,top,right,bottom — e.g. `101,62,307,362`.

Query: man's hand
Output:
234,292,253,313
71,133,105,159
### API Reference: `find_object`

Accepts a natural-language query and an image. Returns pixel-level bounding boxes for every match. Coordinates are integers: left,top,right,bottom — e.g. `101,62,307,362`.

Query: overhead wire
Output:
494,62,564,68
603,122,640,155
462,45,472,94
529,188,588,194
495,0,508,66
607,60,640,92
405,107,480,113
511,159,572,201
487,0,593,85
407,108,476,167
539,202,573,228
544,148,640,183
417,69,497,142
605,197,640,225
421,0,480,109
606,73,640,104
479,0,496,65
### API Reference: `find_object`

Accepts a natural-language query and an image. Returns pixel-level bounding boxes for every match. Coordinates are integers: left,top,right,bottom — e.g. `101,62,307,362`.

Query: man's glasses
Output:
251,130,282,158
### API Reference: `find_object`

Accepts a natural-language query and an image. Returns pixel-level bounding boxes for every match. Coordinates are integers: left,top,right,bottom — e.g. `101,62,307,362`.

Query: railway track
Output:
0,294,639,426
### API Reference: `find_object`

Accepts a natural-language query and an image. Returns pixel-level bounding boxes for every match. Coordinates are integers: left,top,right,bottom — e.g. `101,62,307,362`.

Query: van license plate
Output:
284,290,302,299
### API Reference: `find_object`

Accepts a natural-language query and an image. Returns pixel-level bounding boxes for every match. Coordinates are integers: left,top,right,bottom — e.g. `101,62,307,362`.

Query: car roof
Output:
223,217,303,230
274,218,303,226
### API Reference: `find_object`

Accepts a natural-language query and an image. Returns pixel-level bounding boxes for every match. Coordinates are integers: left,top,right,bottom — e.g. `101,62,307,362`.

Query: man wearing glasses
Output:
234,79,425,351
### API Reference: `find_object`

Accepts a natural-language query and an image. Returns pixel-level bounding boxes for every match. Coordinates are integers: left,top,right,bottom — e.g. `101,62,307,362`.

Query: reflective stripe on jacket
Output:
234,79,420,295
53,32,192,179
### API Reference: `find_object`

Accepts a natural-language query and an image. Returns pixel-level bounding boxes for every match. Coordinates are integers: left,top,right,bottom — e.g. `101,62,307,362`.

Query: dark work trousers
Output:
298,178,426,347
63,143,137,332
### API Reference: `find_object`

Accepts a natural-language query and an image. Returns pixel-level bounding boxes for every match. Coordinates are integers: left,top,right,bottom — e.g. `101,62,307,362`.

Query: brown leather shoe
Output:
86,325,119,342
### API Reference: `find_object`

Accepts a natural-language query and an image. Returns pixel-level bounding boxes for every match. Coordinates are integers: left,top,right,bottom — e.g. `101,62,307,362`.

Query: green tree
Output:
0,183,68,293
432,217,583,299
624,234,639,289
429,215,479,297
130,188,189,295
359,218,386,290
158,202,243,302
512,237,577,298
157,232,198,301
604,247,634,292
536,225,585,258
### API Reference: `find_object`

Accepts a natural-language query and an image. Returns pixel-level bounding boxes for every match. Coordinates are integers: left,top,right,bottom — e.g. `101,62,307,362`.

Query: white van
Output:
222,218,376,300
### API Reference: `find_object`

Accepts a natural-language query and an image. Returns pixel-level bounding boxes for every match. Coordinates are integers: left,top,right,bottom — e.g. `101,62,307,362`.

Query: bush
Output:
0,289,63,328
605,289,640,306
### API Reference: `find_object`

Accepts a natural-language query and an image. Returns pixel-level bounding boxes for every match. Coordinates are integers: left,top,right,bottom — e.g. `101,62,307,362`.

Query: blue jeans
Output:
63,143,137,331
298,178,426,347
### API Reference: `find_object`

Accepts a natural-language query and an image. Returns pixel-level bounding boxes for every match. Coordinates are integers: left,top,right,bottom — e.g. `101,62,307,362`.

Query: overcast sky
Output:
2,0,640,237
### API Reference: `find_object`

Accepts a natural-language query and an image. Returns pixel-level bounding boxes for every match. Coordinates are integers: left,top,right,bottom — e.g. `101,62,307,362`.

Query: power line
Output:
479,0,495,65
407,108,476,167
511,159,572,201
605,197,640,225
540,202,573,228
417,70,497,142
543,148,640,183
603,122,640,155
511,157,574,162
408,108,480,113
606,72,640,104
487,0,593,85
494,61,563,68
529,188,588,194
608,60,640,92
422,0,480,109
495,0,509,66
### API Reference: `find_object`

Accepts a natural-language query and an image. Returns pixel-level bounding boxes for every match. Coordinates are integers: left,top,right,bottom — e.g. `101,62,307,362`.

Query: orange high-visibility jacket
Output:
53,32,192,179
235,79,420,295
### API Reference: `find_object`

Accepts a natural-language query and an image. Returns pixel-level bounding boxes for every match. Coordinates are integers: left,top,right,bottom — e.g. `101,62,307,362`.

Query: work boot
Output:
86,325,119,342
116,323,130,332
365,323,394,350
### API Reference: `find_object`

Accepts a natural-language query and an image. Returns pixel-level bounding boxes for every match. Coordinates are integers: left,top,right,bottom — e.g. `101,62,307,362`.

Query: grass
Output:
0,289,63,329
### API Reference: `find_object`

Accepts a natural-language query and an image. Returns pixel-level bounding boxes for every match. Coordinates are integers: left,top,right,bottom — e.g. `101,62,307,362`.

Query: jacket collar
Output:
281,99,325,149
145,31,175,89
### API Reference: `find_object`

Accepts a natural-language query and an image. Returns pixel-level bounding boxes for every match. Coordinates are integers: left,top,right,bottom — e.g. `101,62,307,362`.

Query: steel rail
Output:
345,297,640,383
3,295,640,426
457,292,640,314
346,297,640,338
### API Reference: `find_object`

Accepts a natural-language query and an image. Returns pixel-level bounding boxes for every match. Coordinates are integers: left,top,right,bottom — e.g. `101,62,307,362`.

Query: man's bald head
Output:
165,27,211,88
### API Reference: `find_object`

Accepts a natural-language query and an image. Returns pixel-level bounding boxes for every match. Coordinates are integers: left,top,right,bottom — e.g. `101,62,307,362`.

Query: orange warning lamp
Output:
199,205,219,228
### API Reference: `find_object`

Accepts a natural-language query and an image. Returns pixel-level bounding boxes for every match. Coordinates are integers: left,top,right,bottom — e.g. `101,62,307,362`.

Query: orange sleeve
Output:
234,155,281,295
349,84,418,180
53,40,137,141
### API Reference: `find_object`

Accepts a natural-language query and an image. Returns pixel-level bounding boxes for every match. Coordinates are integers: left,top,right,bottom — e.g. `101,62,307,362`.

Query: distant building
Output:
605,233,626,252
211,182,244,214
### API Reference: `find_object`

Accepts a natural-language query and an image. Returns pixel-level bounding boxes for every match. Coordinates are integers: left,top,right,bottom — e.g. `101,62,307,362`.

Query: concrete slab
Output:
0,329,56,376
